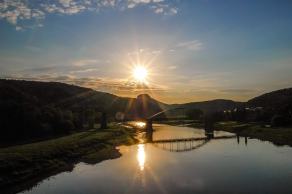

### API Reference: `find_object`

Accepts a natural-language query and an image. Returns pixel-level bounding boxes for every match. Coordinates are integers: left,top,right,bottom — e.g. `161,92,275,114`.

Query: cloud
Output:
24,65,59,73
128,0,152,8
0,0,45,29
73,59,99,67
0,0,178,30
69,68,99,75
2,74,167,93
59,0,73,8
127,48,162,58
219,89,258,94
154,7,163,14
177,40,203,51
18,61,101,76
151,4,178,15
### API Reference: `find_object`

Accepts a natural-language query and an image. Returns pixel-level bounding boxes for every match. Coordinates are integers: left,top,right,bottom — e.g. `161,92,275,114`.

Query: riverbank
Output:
0,123,138,194
158,120,292,147
214,121,292,146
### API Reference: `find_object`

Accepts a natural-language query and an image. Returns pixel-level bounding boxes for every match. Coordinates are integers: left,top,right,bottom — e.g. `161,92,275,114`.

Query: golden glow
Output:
137,144,146,171
133,66,148,83
135,121,146,128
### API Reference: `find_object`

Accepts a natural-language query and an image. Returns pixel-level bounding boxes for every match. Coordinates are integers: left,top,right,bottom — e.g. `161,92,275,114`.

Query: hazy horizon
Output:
1,0,292,103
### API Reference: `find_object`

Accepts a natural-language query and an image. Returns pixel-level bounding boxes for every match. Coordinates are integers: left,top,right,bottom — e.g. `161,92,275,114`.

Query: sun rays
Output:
133,66,148,83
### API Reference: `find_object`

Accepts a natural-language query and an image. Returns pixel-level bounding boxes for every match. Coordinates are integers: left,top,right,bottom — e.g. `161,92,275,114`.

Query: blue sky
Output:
1,0,292,103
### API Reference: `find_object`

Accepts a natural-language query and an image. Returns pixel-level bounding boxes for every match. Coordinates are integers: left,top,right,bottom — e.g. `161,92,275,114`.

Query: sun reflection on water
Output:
137,144,146,171
135,121,146,128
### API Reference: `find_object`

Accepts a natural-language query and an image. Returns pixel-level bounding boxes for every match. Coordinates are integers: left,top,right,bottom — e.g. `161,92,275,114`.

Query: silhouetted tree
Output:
100,112,107,129
271,114,290,127
186,109,203,120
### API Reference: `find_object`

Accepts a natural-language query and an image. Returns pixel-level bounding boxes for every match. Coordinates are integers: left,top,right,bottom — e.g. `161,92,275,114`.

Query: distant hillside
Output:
248,88,292,110
0,79,130,115
1,79,291,144
0,79,165,143
174,99,243,113
0,79,168,120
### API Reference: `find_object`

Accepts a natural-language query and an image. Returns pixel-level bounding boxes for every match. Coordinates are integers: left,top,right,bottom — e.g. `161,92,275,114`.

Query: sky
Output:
0,0,292,103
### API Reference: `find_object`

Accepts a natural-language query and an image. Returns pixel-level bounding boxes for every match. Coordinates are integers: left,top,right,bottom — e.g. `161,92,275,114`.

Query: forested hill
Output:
173,99,243,113
0,79,167,117
1,79,291,144
0,79,165,144
248,88,292,110
0,79,124,110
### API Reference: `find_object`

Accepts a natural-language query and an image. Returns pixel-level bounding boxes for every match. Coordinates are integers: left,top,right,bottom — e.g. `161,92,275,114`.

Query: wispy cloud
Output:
150,3,178,15
69,68,99,75
18,61,101,76
176,40,203,51
73,59,99,67
2,74,167,93
127,48,162,57
0,0,178,30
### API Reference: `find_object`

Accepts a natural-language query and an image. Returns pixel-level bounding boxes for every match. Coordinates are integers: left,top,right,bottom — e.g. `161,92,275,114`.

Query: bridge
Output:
145,107,184,133
144,107,216,143
140,108,237,152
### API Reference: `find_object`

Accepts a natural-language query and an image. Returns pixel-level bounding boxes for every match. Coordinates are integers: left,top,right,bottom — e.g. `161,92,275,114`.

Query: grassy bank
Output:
0,123,137,193
157,120,292,147
214,121,292,146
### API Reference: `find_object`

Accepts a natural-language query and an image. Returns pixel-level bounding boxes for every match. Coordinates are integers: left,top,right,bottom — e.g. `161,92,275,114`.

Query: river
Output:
19,123,292,194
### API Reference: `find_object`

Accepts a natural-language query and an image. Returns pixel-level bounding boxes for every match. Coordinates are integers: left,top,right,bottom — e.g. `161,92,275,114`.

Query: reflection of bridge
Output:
152,135,236,143
153,139,209,152
150,135,236,152
142,108,237,152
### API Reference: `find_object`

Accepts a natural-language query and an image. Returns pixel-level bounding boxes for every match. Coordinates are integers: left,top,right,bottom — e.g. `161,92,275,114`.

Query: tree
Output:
271,114,290,127
85,109,95,129
186,109,203,120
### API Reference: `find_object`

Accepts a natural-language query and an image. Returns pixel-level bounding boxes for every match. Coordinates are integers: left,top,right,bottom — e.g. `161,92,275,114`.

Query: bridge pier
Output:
145,119,153,142
205,130,214,139
145,119,153,131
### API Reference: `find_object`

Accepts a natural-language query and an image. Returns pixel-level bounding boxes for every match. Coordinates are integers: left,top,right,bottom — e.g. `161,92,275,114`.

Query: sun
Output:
133,66,148,82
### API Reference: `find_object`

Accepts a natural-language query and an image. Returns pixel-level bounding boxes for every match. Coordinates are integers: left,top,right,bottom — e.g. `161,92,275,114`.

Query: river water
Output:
20,123,292,194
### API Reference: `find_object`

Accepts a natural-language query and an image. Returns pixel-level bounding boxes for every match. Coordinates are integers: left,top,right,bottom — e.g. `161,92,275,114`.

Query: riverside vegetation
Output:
0,123,137,193
160,120,292,147
214,121,292,146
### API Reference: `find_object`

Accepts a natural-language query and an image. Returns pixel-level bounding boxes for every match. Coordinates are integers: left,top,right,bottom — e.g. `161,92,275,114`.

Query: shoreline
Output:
158,120,292,147
214,121,292,147
0,124,138,194
2,121,292,193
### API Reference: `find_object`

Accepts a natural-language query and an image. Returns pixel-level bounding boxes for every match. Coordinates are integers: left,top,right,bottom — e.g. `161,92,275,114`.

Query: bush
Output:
271,115,290,127
59,120,75,134
186,109,203,120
